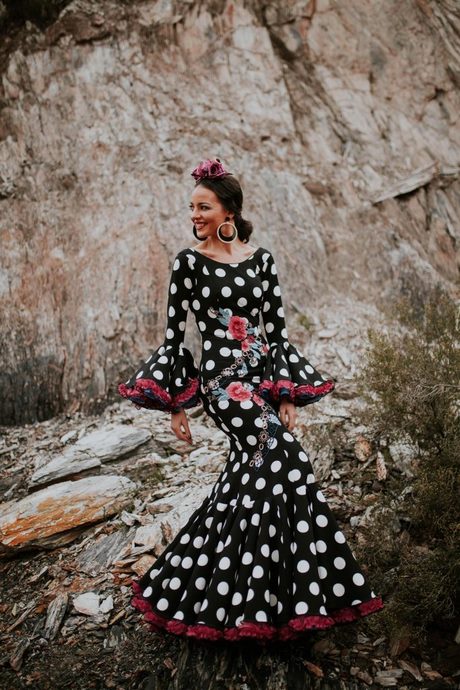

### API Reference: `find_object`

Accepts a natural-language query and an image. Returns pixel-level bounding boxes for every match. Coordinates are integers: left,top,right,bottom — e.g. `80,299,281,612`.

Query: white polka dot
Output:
334,557,346,570
297,520,309,533
241,473,250,485
261,544,270,557
197,554,209,566
240,399,253,409
221,286,232,297
288,469,301,482
143,586,152,597
252,565,264,578
170,283,177,294
309,582,320,595
152,370,163,380
219,556,230,569
217,582,229,595
220,347,231,356
232,592,243,605
173,259,180,271
218,399,229,409
202,286,210,297
242,552,253,565
246,588,254,601
318,566,328,579
184,277,193,289
353,573,365,586
237,297,247,307
246,435,257,446
182,557,193,569
205,360,215,370
295,601,309,614
253,287,262,298
193,536,204,548
299,451,308,462
234,277,245,286
157,598,169,610
203,340,212,350
169,577,181,589
199,599,208,611
272,483,283,495
335,530,346,543
270,460,282,472
166,328,174,339
296,485,307,495
333,583,345,597
170,555,181,566
269,525,276,537
316,514,328,528
306,365,314,374
255,478,266,490
297,560,310,573
214,328,226,338
271,549,279,562
215,268,226,277
315,540,327,553
255,610,267,621
265,322,274,333
231,417,243,427
216,607,226,621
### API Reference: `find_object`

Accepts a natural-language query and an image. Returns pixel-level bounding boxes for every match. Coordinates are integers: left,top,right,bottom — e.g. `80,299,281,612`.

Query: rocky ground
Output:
0,316,458,689
0,402,457,688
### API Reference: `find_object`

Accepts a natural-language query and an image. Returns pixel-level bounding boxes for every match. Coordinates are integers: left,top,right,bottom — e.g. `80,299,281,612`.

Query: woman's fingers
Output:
280,401,297,431
171,410,193,444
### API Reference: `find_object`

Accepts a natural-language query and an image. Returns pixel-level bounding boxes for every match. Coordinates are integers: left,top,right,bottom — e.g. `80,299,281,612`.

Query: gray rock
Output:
29,425,151,486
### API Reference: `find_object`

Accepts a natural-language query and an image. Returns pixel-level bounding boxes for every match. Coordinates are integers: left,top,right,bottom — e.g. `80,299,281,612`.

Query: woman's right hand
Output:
171,408,193,444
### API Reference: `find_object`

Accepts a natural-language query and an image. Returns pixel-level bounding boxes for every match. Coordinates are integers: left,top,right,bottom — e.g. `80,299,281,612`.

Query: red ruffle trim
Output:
258,378,335,405
118,377,200,413
130,580,384,642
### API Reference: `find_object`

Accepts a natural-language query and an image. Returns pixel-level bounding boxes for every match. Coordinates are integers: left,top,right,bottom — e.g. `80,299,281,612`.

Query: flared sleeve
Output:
117,250,200,413
257,250,335,407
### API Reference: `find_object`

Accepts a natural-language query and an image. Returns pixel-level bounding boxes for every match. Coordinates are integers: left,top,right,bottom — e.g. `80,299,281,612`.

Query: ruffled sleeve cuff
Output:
117,344,200,413
258,342,335,407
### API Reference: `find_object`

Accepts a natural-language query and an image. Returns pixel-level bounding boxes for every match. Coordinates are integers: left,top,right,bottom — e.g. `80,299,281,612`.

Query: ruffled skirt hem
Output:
130,580,384,642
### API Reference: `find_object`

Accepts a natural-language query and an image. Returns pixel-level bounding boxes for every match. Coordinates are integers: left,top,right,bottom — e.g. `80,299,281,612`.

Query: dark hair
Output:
196,175,253,243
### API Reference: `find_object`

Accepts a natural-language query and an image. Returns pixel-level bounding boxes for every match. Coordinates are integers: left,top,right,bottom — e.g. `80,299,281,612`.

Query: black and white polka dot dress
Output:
118,247,384,642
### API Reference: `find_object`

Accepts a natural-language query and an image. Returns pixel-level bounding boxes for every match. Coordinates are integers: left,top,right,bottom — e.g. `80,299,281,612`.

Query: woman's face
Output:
189,185,233,240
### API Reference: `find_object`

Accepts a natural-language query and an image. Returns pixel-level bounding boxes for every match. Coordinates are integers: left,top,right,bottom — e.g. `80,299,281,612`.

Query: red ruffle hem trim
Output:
258,379,335,405
130,580,384,642
118,378,200,412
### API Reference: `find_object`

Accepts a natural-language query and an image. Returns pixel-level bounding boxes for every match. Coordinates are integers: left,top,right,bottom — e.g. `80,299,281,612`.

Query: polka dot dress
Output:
118,247,384,642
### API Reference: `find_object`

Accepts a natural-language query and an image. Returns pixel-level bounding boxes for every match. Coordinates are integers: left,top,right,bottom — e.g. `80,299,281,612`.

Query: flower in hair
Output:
191,158,230,182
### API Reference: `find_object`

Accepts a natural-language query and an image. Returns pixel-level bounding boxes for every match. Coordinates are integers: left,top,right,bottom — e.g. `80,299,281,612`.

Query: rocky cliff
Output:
1,0,459,425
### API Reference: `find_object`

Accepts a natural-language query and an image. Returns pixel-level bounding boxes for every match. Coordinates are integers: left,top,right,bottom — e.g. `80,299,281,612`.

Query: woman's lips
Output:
195,223,206,229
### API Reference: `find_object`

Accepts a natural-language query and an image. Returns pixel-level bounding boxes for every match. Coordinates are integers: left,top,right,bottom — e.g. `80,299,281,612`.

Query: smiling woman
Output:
118,158,384,642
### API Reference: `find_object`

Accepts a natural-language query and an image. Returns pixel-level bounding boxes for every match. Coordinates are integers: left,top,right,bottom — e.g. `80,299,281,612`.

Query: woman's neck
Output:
197,237,254,259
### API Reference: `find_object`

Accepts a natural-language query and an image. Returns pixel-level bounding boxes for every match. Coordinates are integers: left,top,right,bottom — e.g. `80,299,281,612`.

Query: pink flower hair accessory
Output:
191,158,231,182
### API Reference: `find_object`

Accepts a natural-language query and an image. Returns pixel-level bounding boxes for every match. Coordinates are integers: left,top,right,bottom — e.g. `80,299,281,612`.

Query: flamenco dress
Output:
118,246,384,642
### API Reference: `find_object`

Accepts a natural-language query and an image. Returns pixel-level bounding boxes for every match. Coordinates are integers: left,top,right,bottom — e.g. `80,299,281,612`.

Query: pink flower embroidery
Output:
228,315,248,341
241,339,251,352
226,382,252,402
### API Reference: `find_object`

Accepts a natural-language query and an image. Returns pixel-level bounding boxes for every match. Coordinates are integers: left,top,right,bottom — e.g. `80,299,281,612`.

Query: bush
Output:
355,285,460,642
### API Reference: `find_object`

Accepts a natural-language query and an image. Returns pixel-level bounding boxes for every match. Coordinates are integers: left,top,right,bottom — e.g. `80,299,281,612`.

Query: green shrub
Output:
355,286,460,642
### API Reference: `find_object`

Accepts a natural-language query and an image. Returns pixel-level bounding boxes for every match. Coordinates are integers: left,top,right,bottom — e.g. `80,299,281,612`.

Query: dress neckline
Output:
190,246,261,266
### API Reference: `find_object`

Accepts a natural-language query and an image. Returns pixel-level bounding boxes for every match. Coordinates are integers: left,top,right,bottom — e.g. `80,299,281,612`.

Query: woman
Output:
118,159,384,642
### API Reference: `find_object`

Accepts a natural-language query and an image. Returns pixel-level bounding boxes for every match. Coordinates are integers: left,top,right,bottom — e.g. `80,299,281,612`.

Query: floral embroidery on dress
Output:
202,311,281,471
209,307,269,371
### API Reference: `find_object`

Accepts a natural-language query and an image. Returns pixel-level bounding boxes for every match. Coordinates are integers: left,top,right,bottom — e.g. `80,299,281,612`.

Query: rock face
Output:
0,0,459,424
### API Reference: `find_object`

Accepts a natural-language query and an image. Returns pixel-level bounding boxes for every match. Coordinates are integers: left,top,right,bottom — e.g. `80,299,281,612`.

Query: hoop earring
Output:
192,225,205,241
216,221,238,243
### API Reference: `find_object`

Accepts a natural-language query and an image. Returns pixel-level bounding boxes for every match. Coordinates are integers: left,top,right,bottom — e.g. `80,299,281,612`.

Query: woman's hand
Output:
171,408,193,444
279,399,297,432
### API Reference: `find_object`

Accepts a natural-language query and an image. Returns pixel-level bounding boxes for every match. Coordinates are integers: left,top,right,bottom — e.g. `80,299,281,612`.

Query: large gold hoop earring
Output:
216,221,237,243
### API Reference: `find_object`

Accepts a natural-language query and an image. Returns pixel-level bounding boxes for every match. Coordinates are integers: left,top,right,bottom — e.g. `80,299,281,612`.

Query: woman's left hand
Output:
279,399,297,431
